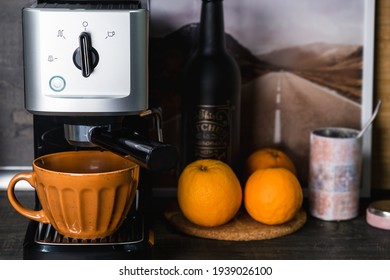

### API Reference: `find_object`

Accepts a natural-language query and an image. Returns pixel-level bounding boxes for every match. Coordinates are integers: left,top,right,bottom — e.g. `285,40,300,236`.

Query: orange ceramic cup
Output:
7,150,139,239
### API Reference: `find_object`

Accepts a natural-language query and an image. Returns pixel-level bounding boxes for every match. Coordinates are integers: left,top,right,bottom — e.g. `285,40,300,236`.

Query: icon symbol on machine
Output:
48,55,58,62
82,21,88,31
105,31,115,39
57,29,66,39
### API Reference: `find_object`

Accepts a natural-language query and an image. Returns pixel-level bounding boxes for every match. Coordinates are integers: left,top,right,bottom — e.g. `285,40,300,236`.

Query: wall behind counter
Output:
373,0,390,190
0,0,34,167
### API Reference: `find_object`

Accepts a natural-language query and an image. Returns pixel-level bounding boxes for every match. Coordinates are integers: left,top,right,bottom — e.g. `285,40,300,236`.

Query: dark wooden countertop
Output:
1,190,390,260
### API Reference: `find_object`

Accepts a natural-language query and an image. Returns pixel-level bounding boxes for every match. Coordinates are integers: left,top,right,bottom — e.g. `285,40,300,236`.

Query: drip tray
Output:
23,215,152,259
34,216,145,246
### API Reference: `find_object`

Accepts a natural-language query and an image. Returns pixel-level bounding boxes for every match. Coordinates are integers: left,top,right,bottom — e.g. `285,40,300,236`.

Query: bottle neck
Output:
198,0,226,54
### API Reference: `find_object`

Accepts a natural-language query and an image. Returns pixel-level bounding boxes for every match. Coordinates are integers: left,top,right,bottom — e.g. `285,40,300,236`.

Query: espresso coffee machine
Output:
21,0,177,259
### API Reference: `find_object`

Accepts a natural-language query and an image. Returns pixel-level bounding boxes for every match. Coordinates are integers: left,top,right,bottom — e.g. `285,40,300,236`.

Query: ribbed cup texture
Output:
36,172,137,239
44,182,136,239
33,151,139,239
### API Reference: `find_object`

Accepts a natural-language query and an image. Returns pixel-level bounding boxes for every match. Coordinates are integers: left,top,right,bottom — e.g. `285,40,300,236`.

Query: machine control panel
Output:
23,7,148,115
38,10,130,97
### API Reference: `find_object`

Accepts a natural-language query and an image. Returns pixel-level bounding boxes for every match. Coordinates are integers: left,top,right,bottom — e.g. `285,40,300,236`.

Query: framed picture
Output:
149,0,376,196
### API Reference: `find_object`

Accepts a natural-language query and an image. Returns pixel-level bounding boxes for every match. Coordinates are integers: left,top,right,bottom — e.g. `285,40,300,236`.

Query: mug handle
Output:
7,172,50,223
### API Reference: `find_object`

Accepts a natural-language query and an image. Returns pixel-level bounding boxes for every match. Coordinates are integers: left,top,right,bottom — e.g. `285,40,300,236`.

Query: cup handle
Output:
7,172,50,223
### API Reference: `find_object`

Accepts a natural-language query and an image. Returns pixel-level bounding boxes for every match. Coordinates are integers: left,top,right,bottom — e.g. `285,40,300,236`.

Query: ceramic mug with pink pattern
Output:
308,127,362,221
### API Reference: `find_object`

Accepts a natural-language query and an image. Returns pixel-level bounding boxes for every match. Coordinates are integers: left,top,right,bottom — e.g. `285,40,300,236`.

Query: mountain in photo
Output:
149,25,363,123
258,42,361,70
258,42,363,102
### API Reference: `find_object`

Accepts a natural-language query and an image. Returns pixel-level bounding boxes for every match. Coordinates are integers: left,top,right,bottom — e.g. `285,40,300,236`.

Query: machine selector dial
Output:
73,32,99,78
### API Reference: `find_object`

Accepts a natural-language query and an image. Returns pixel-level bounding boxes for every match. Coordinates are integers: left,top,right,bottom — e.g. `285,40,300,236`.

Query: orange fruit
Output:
244,168,303,225
245,148,296,176
177,159,242,227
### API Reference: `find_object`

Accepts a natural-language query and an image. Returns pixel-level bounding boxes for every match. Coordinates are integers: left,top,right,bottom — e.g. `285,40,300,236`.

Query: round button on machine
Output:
49,76,66,92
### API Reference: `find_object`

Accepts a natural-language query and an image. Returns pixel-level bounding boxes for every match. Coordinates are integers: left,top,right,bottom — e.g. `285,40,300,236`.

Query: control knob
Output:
73,32,99,77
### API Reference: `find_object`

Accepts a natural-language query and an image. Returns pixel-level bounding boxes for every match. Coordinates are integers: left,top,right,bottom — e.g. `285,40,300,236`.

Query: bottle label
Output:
194,104,231,161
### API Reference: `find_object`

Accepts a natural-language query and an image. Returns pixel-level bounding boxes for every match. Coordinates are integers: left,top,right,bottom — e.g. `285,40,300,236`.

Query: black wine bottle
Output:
181,0,241,169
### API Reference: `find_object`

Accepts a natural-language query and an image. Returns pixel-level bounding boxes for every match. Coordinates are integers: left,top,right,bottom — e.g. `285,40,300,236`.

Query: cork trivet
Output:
164,202,307,241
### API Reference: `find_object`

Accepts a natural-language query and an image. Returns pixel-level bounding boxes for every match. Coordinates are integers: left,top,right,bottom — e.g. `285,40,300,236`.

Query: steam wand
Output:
64,109,178,172
89,127,177,172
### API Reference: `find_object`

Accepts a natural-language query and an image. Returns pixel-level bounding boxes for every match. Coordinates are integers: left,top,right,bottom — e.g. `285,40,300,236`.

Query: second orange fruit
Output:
245,148,297,176
244,168,303,225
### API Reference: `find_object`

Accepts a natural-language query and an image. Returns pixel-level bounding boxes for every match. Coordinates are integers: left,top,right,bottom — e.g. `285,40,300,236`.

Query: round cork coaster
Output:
164,202,307,241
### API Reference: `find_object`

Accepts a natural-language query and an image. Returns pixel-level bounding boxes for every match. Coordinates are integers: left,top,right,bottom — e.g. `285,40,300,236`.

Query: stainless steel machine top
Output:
23,4,149,115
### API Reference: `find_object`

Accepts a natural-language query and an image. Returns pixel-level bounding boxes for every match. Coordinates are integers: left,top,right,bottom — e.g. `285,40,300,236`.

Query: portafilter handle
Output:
89,127,178,172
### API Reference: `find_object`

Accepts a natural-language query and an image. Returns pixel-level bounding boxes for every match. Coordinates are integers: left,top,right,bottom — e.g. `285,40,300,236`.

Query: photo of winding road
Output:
149,0,369,185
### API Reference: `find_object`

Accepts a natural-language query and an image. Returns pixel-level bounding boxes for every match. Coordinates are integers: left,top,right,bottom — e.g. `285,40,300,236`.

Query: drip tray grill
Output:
34,217,144,246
